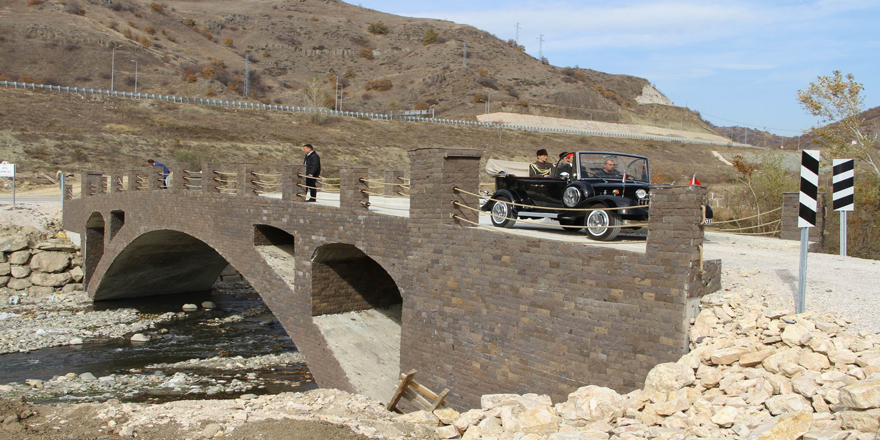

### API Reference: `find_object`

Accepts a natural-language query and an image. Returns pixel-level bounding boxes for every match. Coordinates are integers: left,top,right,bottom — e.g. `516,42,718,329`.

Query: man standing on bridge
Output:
302,144,321,202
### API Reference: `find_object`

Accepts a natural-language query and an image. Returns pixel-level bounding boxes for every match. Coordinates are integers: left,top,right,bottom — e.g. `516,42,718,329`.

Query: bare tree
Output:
797,71,879,177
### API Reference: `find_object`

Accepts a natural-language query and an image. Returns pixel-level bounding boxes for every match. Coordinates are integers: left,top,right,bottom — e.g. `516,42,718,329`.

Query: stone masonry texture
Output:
63,147,720,410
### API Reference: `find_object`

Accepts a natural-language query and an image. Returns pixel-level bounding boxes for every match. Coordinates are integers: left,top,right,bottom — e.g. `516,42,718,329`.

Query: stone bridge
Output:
62,147,720,410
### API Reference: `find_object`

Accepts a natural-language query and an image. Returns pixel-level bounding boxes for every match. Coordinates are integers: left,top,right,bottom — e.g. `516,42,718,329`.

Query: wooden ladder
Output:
386,369,449,413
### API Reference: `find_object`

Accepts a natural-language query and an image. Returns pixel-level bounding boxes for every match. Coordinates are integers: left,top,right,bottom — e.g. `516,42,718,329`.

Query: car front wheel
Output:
490,195,517,228
584,205,621,241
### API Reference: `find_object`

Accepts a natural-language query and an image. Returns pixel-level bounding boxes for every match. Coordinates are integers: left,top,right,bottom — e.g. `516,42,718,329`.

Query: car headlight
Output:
636,189,648,199
563,187,581,207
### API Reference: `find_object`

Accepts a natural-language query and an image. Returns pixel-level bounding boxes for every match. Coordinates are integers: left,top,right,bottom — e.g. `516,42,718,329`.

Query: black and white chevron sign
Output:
832,159,854,212
798,150,820,228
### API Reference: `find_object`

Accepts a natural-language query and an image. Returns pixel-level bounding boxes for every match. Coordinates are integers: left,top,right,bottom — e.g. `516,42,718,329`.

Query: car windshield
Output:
578,153,649,182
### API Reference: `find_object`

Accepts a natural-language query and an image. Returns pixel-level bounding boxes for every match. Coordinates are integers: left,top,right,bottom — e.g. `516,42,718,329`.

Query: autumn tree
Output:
302,76,329,125
797,71,879,177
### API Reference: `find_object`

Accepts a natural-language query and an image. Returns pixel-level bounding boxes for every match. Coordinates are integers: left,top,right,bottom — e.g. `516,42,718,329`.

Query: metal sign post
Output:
0,161,14,205
797,150,820,314
832,159,855,256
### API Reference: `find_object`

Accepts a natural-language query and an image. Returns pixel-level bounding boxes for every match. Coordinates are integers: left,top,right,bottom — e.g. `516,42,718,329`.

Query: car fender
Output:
481,189,520,212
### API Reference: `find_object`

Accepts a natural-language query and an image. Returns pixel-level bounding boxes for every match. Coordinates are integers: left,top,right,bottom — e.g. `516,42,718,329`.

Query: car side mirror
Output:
559,172,570,180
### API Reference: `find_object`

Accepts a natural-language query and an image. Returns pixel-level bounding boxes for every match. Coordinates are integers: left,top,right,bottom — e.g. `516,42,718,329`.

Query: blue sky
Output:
353,0,879,136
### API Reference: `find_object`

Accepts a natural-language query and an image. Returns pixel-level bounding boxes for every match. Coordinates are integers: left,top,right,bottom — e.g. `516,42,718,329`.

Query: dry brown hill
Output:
0,87,776,187
0,0,717,135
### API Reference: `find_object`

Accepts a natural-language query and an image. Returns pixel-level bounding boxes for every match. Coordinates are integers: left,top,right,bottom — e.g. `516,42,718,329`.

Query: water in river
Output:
0,281,316,403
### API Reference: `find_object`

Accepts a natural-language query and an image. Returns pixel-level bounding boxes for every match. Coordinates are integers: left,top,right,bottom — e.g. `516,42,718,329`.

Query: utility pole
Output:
244,54,250,98
463,40,468,67
514,22,521,44
335,75,339,111
537,34,544,61
110,45,122,92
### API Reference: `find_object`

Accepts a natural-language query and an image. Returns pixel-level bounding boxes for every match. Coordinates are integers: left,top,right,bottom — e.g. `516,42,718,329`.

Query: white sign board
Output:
0,162,14,177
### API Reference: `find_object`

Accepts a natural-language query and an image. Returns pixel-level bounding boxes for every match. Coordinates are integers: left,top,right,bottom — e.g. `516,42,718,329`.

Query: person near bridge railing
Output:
302,144,321,202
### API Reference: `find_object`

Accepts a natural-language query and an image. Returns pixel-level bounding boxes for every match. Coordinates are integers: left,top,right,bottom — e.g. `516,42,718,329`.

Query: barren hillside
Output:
0,0,717,135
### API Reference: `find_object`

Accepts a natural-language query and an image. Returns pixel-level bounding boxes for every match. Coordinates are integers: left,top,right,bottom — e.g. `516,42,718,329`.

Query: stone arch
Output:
309,243,402,402
84,212,105,287
108,210,125,242
93,230,230,301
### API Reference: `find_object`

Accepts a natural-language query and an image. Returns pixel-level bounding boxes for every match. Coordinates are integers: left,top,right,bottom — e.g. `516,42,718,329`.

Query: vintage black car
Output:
481,151,711,241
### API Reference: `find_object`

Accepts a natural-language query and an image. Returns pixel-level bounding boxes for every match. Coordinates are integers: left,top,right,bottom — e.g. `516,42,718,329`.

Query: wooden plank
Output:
402,386,435,412
408,380,440,400
385,369,417,412
429,388,450,412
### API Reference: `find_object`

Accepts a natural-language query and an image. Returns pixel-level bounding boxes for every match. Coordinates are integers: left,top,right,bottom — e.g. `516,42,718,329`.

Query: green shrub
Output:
367,22,389,35
422,28,437,45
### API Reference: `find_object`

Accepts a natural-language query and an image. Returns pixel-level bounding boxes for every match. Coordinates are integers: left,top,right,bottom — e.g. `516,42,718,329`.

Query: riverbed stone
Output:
131,333,150,342
9,250,31,265
201,301,216,310
29,252,70,273
30,272,72,287
69,338,83,345
10,265,30,278
182,304,198,312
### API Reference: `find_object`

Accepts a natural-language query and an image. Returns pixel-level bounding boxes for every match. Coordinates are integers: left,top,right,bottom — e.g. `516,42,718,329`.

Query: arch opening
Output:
310,243,402,402
84,212,105,288
94,230,230,300
109,210,125,242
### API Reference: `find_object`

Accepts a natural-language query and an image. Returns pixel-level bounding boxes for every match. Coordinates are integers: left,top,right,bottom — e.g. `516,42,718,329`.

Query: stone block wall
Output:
310,258,402,316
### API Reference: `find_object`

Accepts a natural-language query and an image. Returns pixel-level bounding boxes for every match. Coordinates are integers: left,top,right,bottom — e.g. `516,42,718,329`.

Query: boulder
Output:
710,346,753,365
517,405,559,435
838,408,880,432
9,250,31,265
782,323,813,346
131,334,150,342
839,379,880,410
643,363,695,394
182,304,198,312
856,350,880,369
748,412,813,440
556,385,624,423
30,272,72,287
10,265,30,278
454,409,484,432
710,406,739,427
799,352,831,371
828,349,858,365
201,301,216,310
740,348,775,367
0,262,9,276
802,430,850,440
0,276,9,287
481,394,520,410
764,393,812,415
0,236,29,253
29,252,70,273
29,286,55,296
764,348,801,373
435,425,460,439
434,408,460,425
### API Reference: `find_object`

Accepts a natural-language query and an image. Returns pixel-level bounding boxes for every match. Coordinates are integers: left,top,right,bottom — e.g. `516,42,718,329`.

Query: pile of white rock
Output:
0,227,83,302
398,282,880,439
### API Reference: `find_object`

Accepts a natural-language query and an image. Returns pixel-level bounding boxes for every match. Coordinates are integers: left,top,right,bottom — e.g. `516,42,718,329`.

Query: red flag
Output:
689,174,701,185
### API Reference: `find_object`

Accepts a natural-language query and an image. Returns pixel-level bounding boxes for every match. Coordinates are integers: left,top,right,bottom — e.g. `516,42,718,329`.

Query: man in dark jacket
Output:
529,148,553,177
302,144,321,202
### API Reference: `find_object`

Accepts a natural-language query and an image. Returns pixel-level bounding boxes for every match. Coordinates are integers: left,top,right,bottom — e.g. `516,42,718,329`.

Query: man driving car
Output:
594,159,622,178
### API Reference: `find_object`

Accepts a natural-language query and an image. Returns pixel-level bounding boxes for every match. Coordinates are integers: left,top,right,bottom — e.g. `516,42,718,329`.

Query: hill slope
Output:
0,0,717,135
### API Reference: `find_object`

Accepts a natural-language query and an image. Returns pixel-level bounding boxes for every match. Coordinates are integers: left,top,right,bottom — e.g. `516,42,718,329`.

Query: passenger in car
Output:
555,152,574,178
529,149,554,177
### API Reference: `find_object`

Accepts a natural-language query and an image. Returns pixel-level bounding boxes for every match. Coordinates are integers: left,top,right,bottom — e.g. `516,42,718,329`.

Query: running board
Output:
519,212,559,219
